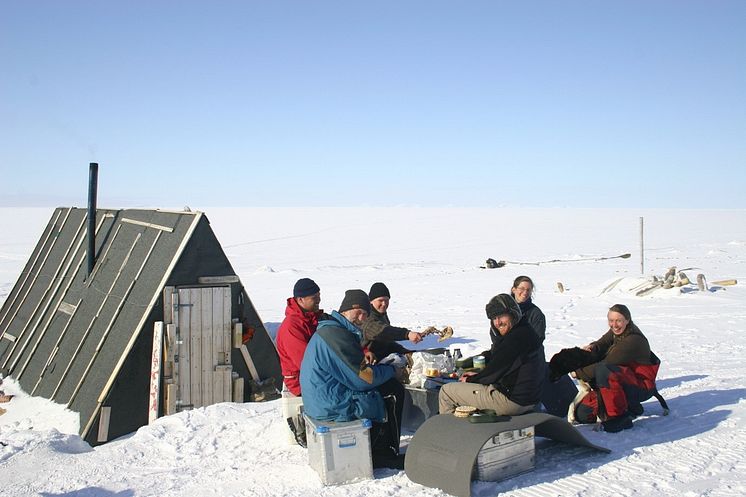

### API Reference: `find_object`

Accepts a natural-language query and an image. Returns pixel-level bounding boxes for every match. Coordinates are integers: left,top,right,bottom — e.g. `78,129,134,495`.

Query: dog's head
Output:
548,347,595,382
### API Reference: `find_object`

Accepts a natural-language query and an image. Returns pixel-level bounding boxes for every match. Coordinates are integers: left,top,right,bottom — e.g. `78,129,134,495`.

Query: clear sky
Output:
1,1,744,208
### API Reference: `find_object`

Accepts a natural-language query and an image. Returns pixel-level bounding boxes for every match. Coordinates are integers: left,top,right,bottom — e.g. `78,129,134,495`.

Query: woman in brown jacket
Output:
574,304,661,432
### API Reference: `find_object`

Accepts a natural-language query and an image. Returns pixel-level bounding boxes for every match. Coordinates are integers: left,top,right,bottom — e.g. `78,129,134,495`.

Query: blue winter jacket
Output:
300,311,396,422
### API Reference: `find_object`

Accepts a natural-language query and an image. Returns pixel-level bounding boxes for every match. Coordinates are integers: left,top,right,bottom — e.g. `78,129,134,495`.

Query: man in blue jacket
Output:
301,289,406,469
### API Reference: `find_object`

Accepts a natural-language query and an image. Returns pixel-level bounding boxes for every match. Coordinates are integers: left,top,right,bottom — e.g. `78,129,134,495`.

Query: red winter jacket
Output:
276,298,322,396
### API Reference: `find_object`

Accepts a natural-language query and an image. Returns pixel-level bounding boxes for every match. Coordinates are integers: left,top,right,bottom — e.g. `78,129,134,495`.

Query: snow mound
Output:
254,265,276,273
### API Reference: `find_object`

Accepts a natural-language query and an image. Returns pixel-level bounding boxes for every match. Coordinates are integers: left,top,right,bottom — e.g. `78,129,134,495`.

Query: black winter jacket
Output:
470,317,544,407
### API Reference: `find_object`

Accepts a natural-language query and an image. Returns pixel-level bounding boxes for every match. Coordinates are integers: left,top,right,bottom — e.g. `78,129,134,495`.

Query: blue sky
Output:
1,1,744,208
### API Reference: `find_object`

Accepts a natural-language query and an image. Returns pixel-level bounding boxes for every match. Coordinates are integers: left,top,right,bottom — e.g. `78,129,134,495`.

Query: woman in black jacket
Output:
510,276,546,343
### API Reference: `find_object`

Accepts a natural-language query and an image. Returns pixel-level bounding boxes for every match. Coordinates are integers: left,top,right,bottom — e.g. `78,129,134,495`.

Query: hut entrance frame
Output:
160,285,235,415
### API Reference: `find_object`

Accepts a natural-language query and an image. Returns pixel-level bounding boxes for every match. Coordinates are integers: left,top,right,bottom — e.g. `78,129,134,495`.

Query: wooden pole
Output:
639,217,644,275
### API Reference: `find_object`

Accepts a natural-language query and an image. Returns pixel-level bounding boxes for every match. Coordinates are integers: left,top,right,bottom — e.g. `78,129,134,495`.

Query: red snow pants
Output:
577,358,661,421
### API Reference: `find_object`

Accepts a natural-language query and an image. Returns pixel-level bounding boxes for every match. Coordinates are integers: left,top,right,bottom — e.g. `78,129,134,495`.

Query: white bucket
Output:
281,390,304,445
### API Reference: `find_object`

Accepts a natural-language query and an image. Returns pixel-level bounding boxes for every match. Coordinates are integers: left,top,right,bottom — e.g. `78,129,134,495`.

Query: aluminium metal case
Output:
304,415,374,485
473,426,535,482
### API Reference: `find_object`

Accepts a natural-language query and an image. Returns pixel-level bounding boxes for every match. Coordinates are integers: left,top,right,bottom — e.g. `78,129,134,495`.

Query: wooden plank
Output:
222,287,231,364
162,286,175,325
163,323,175,378
213,288,223,369
197,275,240,285
165,382,177,415
179,290,192,409
121,217,174,232
213,365,232,403
232,322,243,349
201,288,213,405
223,367,232,402
232,377,244,403
148,322,164,424
191,288,204,408
57,301,77,315
189,288,202,408
212,368,223,404
211,366,230,404
97,406,111,443
240,344,261,381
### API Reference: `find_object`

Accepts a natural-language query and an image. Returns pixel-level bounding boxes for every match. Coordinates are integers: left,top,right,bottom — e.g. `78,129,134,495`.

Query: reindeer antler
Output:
420,326,454,342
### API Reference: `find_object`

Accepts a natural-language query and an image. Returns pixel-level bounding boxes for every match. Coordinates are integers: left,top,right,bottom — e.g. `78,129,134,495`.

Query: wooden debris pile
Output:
633,267,737,297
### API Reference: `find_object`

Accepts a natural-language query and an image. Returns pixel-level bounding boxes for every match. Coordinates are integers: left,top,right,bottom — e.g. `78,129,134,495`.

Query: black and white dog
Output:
549,347,669,423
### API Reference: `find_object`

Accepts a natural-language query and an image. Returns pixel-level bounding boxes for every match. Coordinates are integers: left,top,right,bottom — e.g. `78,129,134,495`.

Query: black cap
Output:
368,282,390,301
293,278,320,298
339,289,372,314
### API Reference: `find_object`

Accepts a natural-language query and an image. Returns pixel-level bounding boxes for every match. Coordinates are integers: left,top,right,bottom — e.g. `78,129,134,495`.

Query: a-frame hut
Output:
0,207,281,445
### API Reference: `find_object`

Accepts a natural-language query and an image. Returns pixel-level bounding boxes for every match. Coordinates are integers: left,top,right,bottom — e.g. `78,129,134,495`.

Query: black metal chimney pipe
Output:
87,162,98,277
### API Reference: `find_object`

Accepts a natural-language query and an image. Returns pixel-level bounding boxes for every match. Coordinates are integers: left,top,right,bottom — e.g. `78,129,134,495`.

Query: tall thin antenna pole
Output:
639,216,644,275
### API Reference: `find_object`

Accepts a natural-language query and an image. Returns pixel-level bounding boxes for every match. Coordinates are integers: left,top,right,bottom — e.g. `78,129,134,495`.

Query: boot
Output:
602,413,633,433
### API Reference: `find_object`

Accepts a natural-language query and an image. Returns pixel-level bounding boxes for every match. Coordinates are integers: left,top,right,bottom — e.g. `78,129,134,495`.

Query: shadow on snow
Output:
472,382,746,496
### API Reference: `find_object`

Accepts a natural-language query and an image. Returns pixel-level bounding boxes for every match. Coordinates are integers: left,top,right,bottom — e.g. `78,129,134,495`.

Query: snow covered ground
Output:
1,207,745,497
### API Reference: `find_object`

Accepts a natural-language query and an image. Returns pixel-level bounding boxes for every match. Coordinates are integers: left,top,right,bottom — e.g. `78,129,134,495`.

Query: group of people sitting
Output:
276,279,422,469
439,277,662,434
275,275,663,469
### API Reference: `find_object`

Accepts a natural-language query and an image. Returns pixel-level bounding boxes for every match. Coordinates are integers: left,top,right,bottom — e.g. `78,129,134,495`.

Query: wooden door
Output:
175,286,232,409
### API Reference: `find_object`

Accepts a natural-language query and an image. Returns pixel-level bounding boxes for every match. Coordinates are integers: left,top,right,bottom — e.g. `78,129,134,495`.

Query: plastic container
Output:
442,350,455,373
281,390,304,445
304,415,374,485
473,355,486,370
425,367,441,377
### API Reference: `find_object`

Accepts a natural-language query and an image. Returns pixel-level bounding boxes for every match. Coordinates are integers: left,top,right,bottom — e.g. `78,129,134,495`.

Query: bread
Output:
453,405,477,417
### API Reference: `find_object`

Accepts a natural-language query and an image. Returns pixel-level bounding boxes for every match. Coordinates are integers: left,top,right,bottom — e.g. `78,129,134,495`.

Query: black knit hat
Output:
339,289,372,314
485,293,522,323
368,282,390,301
293,278,320,298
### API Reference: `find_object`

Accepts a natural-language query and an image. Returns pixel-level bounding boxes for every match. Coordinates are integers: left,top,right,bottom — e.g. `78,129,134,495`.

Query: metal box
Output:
304,415,374,485
473,426,535,482
402,385,440,432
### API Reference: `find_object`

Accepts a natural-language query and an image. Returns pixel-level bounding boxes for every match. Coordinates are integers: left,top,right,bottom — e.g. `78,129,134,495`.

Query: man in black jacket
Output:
438,294,543,416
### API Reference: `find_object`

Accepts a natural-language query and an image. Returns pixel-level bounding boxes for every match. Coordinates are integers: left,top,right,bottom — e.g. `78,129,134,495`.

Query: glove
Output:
378,353,407,369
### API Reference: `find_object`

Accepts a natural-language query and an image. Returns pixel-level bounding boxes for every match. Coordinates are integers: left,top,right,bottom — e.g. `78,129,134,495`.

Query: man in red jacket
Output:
276,278,323,396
